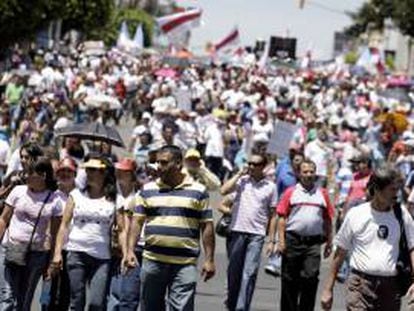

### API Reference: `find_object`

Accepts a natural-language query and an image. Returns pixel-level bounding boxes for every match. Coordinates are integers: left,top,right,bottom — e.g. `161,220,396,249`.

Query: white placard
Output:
267,120,298,157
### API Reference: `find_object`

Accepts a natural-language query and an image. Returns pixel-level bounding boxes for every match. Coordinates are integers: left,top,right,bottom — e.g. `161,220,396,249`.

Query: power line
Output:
306,0,349,16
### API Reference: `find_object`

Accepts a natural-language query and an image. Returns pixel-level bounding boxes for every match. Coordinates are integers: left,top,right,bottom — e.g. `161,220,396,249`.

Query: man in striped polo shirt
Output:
268,159,334,311
221,153,278,311
124,145,215,311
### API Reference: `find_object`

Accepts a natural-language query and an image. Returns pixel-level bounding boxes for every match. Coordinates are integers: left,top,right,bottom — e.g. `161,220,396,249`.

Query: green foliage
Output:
96,8,154,47
345,0,414,40
62,0,114,35
344,0,393,38
0,0,57,50
344,51,359,65
0,1,154,52
392,0,414,37
385,54,396,71
0,0,113,51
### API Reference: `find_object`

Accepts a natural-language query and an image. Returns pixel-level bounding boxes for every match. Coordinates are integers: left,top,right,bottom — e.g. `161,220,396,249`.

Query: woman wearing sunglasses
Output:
0,157,62,311
51,154,118,311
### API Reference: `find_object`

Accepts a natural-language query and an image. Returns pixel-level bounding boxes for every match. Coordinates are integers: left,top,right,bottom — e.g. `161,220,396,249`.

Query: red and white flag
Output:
156,8,202,36
214,27,240,53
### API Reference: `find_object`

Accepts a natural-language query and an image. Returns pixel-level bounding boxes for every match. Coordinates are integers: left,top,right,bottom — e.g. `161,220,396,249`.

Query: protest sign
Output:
267,120,298,157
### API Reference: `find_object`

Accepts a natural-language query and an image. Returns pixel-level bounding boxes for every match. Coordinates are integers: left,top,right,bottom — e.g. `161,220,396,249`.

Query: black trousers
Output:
280,233,322,311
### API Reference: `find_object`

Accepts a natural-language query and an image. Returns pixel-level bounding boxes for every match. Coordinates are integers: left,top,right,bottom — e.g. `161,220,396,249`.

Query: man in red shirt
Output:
268,159,334,311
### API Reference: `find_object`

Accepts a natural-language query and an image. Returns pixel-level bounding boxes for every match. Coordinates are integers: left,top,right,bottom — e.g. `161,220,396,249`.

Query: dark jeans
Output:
346,271,401,311
44,251,70,311
280,232,322,311
0,247,49,311
66,251,111,311
109,248,143,311
227,232,265,311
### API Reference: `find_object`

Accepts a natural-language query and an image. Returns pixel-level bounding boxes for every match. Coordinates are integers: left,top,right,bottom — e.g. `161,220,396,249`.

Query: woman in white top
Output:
51,155,119,311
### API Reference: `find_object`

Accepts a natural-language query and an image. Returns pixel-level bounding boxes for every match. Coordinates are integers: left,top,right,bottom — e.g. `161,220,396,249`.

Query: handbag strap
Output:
27,191,52,251
394,204,410,263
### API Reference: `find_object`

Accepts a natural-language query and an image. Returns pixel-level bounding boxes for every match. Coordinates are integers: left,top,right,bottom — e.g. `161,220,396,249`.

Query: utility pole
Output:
298,0,305,9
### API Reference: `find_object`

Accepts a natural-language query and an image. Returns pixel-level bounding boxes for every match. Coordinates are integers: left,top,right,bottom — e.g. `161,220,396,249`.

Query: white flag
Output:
133,24,144,49
117,21,131,49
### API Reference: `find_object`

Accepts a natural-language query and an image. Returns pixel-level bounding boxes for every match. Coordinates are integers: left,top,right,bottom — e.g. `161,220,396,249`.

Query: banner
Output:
266,120,298,157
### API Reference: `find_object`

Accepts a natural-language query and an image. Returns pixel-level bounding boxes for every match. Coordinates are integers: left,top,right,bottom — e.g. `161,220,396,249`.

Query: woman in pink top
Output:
0,157,62,311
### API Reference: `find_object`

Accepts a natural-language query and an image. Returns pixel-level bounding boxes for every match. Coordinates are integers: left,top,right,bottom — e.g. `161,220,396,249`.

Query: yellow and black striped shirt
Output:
133,176,212,265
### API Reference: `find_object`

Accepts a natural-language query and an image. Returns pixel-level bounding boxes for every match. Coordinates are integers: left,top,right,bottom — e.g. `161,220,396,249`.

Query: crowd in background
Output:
0,43,414,310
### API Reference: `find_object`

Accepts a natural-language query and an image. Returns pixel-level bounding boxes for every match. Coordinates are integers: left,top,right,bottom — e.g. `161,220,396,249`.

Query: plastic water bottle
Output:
40,279,52,308
264,253,282,277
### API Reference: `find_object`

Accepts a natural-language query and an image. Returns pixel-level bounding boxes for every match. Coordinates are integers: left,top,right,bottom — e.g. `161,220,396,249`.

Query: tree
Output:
0,0,113,51
392,0,414,37
344,0,394,38
0,0,59,50
392,0,414,71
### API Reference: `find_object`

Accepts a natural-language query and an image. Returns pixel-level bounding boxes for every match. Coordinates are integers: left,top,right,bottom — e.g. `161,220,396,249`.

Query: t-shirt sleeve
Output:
199,190,212,223
5,186,21,208
132,193,146,219
334,213,353,251
276,186,294,217
321,188,335,220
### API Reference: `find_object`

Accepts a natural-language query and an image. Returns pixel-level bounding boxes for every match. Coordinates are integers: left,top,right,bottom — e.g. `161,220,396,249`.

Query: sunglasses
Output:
248,161,265,167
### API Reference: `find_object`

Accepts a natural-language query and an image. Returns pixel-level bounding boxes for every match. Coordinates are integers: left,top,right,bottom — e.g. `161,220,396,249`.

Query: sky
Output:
177,0,367,60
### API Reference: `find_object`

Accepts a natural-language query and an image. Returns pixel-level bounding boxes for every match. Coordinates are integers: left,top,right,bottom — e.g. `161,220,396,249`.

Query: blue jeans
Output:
227,232,265,311
109,248,142,311
66,251,111,311
0,246,49,311
140,259,197,311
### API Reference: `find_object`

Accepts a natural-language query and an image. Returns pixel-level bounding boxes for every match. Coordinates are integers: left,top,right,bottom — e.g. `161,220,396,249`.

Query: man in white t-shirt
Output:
321,165,414,311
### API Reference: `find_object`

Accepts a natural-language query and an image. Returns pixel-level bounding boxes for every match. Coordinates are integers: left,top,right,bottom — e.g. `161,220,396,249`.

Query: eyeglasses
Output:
248,162,264,167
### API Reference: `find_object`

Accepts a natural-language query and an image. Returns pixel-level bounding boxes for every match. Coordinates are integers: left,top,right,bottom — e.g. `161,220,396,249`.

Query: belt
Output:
350,269,397,280
286,231,326,244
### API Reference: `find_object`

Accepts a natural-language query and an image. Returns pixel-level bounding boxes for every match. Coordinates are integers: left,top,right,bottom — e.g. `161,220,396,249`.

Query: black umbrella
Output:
55,122,125,147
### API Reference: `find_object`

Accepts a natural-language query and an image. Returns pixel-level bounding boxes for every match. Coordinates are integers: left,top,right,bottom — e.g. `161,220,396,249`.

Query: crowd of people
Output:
0,42,414,311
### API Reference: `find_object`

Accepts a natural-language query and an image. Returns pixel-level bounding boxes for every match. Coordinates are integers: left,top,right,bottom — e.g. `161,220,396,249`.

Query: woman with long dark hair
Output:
51,154,118,311
0,157,61,311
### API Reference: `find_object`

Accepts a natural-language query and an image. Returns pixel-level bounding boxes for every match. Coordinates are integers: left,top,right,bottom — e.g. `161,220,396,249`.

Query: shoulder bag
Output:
5,191,52,266
394,204,413,296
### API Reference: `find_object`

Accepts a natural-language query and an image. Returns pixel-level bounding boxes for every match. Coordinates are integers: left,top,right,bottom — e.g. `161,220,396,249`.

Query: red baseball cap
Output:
115,158,137,171
56,157,77,173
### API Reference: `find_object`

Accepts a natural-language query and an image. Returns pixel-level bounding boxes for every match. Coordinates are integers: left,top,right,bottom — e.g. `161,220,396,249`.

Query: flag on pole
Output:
214,27,240,53
258,39,270,70
156,8,202,36
133,24,144,49
117,21,131,49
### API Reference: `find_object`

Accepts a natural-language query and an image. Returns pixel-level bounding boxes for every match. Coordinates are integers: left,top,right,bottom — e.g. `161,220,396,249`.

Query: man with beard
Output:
124,145,215,311
268,159,334,311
